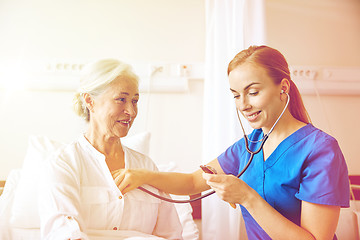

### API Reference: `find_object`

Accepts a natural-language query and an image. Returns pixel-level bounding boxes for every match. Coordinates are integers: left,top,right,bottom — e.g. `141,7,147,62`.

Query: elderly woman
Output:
38,59,183,240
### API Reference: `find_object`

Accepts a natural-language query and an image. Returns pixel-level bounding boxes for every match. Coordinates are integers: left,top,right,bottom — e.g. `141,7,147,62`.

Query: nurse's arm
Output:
113,158,223,195
300,201,340,240
244,190,339,240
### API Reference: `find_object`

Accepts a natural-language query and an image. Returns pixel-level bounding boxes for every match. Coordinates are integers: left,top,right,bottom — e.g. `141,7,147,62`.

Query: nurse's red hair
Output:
228,45,311,124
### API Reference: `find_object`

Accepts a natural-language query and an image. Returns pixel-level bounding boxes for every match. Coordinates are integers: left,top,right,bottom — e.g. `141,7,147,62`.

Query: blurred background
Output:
0,0,359,238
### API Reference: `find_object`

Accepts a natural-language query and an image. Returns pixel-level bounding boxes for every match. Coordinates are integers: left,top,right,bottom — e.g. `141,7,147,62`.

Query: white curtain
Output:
202,0,266,239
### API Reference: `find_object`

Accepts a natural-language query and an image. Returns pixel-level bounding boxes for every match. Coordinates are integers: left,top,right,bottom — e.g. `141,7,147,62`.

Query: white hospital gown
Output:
38,136,183,240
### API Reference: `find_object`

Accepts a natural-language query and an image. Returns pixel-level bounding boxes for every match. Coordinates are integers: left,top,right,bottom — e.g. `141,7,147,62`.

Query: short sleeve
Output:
217,139,244,176
295,137,350,207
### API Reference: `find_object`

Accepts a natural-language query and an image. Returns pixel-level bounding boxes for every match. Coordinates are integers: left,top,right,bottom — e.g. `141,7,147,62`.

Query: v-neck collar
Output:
79,135,106,161
79,135,128,195
258,124,315,169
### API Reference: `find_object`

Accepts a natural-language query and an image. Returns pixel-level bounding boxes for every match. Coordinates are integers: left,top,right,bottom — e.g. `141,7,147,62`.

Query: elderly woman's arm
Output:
39,153,89,240
112,159,222,195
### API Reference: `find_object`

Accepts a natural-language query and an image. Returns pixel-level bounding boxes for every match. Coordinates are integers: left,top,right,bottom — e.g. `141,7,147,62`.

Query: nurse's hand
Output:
112,168,149,195
202,173,255,207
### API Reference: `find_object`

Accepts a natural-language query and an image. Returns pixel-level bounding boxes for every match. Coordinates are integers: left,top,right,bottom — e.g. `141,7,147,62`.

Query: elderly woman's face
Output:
91,77,139,139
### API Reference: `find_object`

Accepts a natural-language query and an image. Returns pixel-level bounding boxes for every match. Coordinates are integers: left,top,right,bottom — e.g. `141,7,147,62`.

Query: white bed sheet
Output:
2,227,166,240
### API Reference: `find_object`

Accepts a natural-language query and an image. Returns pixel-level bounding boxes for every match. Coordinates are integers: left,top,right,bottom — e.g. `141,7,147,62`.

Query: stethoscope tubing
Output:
138,93,289,203
138,138,261,204
137,132,264,204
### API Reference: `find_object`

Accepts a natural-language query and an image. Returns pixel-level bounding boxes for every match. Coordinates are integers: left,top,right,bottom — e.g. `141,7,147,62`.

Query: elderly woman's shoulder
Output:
46,138,87,165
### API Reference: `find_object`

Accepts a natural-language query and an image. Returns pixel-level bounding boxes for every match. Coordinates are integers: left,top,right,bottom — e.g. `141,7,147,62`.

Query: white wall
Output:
266,0,360,66
0,0,205,179
265,0,360,174
0,0,205,62
1,0,360,180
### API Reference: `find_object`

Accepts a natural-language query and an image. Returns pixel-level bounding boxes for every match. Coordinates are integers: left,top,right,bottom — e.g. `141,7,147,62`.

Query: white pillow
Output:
122,131,151,155
10,136,65,228
0,169,22,224
10,133,151,228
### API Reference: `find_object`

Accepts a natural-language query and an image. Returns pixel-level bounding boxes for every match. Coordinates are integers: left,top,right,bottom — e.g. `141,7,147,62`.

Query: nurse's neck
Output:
263,111,306,141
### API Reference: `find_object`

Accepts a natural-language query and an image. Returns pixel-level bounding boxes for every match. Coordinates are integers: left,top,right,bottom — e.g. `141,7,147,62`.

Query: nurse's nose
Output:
238,96,251,112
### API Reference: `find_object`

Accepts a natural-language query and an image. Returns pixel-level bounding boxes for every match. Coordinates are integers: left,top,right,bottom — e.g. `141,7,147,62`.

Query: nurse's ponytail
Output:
228,45,311,124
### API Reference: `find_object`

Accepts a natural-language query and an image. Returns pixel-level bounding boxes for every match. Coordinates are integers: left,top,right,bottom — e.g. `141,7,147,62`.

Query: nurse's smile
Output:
245,111,261,122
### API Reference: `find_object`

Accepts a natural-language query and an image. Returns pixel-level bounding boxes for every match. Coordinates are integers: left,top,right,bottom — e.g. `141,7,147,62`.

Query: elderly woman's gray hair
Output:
73,59,139,122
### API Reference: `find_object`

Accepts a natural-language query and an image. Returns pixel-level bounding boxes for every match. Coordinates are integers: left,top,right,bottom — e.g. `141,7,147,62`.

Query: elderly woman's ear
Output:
83,93,95,112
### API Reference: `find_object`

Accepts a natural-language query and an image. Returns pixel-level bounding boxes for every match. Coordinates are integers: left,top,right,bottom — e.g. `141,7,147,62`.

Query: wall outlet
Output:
290,66,318,81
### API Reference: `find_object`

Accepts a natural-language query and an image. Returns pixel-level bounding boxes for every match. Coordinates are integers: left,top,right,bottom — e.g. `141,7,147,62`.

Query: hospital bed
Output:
330,177,360,240
335,181,360,240
0,134,199,240
1,133,358,240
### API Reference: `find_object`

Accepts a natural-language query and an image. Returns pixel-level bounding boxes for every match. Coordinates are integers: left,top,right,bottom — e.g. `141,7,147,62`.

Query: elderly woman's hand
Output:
112,168,150,195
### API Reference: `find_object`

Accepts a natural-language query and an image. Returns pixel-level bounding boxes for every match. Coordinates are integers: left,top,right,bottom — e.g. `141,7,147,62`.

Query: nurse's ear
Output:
280,78,290,99
83,93,95,112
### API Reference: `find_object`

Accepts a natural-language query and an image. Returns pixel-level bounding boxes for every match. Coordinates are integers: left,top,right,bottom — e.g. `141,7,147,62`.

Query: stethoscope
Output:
138,91,290,203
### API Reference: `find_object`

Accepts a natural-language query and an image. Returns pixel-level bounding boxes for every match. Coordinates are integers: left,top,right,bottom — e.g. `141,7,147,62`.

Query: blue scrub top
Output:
218,124,350,240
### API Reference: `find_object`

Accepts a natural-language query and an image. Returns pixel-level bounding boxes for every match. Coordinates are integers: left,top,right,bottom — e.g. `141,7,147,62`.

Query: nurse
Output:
113,45,350,240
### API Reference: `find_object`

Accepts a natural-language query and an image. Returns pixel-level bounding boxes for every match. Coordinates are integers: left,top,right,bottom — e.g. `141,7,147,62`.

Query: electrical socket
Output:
290,66,318,81
177,64,190,77
147,63,192,77
148,64,170,77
